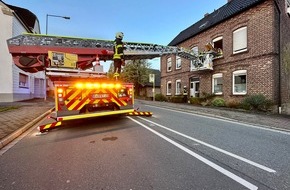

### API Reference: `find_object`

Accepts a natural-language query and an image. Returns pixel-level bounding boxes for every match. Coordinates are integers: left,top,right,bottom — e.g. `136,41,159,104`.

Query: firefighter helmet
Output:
115,32,124,39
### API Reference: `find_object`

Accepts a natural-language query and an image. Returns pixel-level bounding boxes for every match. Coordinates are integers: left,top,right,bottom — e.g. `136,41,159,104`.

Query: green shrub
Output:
200,92,216,106
211,97,226,107
200,92,216,101
189,97,201,105
171,96,184,103
240,94,273,111
155,93,168,102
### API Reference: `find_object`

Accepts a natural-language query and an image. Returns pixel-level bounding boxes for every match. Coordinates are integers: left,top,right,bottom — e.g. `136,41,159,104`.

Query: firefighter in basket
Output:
113,32,125,78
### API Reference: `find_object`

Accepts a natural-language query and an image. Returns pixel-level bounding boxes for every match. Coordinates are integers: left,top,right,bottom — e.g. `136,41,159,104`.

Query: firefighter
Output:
183,86,188,103
113,32,125,77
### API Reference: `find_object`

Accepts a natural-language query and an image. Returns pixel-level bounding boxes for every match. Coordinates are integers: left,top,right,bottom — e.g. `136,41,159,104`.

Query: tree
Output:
121,60,151,96
107,61,115,78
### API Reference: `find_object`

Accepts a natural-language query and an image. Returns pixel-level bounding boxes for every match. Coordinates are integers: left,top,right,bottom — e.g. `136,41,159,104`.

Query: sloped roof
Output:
1,0,37,33
168,0,266,46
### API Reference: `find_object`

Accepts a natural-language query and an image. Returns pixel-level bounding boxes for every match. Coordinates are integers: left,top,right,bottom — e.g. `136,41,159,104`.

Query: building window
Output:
233,70,247,95
191,46,199,56
176,56,181,70
19,73,28,88
176,79,181,95
190,46,199,70
233,27,247,54
167,81,172,95
212,73,223,95
167,57,172,72
212,36,223,57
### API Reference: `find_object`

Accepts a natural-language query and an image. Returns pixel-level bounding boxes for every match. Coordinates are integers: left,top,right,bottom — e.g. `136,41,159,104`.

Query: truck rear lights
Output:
57,88,64,93
57,88,64,98
118,88,128,98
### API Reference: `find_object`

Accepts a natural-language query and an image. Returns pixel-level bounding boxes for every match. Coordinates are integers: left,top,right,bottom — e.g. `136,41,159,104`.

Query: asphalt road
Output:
0,102,290,190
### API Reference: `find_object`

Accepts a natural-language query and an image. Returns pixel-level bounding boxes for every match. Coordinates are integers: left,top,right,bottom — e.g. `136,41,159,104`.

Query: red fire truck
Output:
7,33,200,132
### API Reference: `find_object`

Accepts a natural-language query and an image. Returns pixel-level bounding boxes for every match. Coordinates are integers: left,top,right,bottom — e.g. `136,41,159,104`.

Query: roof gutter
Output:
274,0,282,114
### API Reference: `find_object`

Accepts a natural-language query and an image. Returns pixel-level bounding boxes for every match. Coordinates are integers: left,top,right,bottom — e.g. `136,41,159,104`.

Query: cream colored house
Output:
0,1,45,102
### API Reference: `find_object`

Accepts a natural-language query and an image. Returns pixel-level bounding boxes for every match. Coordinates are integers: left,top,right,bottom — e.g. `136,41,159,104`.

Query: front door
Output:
190,78,200,98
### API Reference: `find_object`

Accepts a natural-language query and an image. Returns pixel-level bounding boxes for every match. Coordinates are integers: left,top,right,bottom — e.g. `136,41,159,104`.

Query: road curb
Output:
0,107,54,150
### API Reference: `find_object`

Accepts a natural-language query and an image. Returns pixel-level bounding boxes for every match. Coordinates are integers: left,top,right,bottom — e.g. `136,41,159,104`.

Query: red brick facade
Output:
161,0,290,114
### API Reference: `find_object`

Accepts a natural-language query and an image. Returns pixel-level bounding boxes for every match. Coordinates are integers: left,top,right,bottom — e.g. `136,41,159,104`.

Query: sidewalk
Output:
0,98,289,149
136,100,290,132
0,98,54,149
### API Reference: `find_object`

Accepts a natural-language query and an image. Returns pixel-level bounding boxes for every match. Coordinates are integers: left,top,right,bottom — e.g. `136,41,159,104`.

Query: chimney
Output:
204,13,209,17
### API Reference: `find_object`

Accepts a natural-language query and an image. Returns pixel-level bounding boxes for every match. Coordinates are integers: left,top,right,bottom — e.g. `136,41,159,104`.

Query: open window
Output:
212,36,223,57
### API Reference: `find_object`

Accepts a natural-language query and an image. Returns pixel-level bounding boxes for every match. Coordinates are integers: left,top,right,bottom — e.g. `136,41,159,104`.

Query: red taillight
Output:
57,88,64,105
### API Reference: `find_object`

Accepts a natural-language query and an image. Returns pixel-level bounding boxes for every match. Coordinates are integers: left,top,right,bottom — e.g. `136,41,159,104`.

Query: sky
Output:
3,0,227,71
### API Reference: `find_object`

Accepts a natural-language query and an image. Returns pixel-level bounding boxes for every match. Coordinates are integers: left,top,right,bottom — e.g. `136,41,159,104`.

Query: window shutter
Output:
233,27,247,53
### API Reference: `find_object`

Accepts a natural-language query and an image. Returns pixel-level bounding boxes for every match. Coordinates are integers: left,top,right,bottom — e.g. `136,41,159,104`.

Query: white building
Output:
0,1,45,102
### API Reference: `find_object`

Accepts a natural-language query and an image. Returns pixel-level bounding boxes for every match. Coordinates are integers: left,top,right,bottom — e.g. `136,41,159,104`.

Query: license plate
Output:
92,93,110,99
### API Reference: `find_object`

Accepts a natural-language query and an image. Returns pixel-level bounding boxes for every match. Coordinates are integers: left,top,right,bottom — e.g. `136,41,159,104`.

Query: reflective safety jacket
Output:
113,38,124,60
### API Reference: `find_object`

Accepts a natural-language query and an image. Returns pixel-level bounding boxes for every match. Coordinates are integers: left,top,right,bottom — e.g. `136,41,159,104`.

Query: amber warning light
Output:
75,82,122,89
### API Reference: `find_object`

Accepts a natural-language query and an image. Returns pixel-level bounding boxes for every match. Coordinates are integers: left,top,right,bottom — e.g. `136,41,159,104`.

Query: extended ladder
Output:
7,33,197,73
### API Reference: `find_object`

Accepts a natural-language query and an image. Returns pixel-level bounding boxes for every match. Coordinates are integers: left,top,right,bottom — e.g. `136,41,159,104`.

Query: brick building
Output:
161,0,290,114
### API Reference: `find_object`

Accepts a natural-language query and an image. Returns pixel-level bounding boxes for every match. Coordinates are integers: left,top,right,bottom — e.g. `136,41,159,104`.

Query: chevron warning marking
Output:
127,111,153,116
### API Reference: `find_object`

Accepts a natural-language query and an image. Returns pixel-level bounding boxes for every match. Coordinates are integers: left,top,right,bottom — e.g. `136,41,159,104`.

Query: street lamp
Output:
46,14,70,35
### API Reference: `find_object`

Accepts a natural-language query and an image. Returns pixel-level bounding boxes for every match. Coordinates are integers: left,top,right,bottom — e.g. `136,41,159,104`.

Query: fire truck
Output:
7,33,216,132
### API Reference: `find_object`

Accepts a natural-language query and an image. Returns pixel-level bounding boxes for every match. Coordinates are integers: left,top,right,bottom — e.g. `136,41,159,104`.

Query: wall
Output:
161,0,286,112
0,4,14,101
0,3,45,102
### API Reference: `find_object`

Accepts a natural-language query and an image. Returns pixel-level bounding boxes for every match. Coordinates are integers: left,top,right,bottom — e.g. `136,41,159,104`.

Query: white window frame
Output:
233,27,247,54
19,73,29,88
212,73,223,95
176,56,181,70
212,36,223,58
175,79,181,95
190,46,199,70
167,57,172,72
166,81,172,95
233,70,247,95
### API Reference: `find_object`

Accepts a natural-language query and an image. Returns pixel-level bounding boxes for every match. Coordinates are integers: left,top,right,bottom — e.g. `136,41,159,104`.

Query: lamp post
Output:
46,14,70,35
44,14,70,100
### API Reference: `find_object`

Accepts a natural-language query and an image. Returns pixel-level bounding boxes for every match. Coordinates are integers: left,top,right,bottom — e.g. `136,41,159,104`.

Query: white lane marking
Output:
145,105,290,135
138,117,276,173
128,116,258,190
